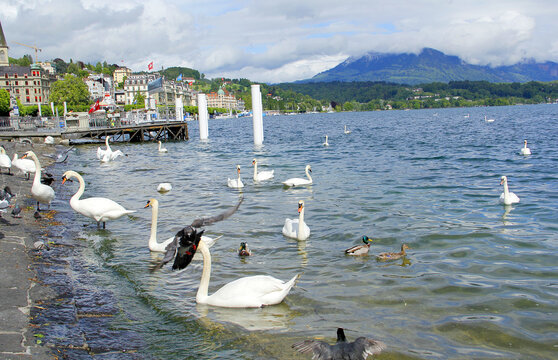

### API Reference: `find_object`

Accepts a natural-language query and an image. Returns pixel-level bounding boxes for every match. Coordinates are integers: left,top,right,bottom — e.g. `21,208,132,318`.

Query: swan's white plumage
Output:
97,136,110,159
144,198,218,258
227,165,244,188
323,135,329,146
520,140,531,156
485,115,495,122
157,183,172,192
44,136,55,145
282,165,312,187
12,153,36,178
499,176,520,205
158,141,168,153
252,159,274,182
98,136,124,162
195,241,298,307
0,147,11,173
344,125,351,134
62,170,135,226
24,151,55,209
282,200,310,240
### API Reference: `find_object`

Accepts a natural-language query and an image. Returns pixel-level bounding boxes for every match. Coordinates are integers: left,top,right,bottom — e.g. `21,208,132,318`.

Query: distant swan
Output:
282,200,310,240
252,158,274,182
499,175,520,205
158,141,168,153
160,227,299,308
144,198,220,256
323,135,329,146
485,115,494,122
227,165,244,188
344,125,351,134
282,165,312,187
23,151,55,211
62,170,136,228
157,183,172,193
520,140,531,155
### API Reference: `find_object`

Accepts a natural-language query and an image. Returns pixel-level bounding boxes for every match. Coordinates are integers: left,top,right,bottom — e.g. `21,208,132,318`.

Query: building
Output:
124,74,157,105
0,64,57,105
85,74,113,100
37,61,55,74
0,22,8,67
206,87,243,111
124,74,193,109
113,67,131,85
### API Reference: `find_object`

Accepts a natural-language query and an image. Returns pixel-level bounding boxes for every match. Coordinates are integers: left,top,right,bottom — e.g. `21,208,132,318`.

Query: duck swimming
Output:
345,236,373,256
238,242,252,256
377,244,410,261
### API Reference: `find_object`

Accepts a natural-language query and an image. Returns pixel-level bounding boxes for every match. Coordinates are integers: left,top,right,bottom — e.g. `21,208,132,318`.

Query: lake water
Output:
56,104,558,359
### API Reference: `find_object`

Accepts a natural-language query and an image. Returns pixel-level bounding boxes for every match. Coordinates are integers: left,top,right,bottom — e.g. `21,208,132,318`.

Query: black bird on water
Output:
292,328,386,360
152,197,243,271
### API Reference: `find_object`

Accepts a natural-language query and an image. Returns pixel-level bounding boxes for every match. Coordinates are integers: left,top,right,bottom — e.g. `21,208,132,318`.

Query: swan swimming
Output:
62,170,136,228
158,141,168,153
485,115,495,122
157,226,299,308
23,151,55,211
344,125,351,134
282,165,312,187
157,183,172,193
282,200,310,240
227,165,244,188
97,136,125,162
499,175,520,205
323,135,329,146
520,140,531,156
144,198,221,257
252,158,274,182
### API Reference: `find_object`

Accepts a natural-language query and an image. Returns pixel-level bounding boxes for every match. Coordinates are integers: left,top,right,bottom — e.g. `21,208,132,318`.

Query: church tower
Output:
0,21,9,66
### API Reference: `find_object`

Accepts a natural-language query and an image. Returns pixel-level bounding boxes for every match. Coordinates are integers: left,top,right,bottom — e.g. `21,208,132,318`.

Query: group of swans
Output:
22,151,55,211
97,136,125,162
230,159,316,187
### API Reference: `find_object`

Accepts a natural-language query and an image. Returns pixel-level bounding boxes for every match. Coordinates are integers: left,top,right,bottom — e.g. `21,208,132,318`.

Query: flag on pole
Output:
88,100,100,114
148,61,154,71
176,73,182,82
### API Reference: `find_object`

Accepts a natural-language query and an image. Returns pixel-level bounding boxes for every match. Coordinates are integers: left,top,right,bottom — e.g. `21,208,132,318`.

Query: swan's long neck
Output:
30,154,42,186
196,241,211,303
158,142,162,151
149,202,159,248
298,207,305,240
70,172,85,204
503,179,510,199
305,168,312,182
106,137,111,152
524,141,528,149
253,162,258,180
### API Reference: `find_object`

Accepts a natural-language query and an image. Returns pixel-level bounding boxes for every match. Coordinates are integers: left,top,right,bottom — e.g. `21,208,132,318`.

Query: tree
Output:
50,74,90,105
133,92,145,108
0,89,11,116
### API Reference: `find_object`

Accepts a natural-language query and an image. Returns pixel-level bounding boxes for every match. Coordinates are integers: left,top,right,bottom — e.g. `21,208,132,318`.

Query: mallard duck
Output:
345,236,373,256
292,328,386,360
238,242,251,256
377,244,410,261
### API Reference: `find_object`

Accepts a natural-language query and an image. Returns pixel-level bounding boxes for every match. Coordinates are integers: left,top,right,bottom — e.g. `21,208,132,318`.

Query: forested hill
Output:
303,48,558,85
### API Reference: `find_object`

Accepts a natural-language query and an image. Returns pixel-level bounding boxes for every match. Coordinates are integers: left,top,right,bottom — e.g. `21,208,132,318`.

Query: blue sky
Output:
1,0,557,83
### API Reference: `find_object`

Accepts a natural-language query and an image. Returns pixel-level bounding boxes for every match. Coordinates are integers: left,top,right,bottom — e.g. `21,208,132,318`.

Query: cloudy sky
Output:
1,0,557,83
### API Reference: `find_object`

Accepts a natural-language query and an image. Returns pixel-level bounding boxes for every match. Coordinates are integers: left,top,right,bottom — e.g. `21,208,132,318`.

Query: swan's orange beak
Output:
61,176,67,185
499,179,504,185
144,200,151,208
22,154,28,159
298,203,303,213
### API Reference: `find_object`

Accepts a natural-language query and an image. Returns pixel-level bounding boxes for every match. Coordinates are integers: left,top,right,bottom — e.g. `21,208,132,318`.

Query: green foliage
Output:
50,74,91,105
0,89,10,115
161,67,201,81
9,55,33,66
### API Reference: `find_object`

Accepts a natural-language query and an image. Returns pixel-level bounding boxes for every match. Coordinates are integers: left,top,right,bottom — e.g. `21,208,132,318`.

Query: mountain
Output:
303,48,558,85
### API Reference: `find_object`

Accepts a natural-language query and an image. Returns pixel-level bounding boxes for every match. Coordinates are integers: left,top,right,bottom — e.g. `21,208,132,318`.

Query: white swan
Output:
323,135,329,146
0,147,11,174
227,165,244,188
158,141,168,153
157,183,172,193
282,165,312,187
282,200,310,240
98,136,124,162
23,151,55,211
44,136,55,145
194,239,299,307
485,115,495,122
499,176,520,205
252,158,274,182
144,198,220,257
62,170,136,228
520,140,531,156
12,153,36,180
97,136,110,159
344,125,351,134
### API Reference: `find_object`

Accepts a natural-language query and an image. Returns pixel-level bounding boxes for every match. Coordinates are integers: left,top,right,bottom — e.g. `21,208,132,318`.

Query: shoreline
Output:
0,141,146,359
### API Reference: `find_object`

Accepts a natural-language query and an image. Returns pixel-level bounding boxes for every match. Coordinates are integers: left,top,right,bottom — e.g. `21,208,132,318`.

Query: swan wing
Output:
282,218,297,237
283,178,310,187
190,197,243,228
256,170,274,181
97,147,105,159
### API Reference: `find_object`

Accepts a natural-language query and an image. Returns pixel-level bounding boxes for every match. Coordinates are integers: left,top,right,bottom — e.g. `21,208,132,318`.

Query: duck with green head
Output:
345,236,373,256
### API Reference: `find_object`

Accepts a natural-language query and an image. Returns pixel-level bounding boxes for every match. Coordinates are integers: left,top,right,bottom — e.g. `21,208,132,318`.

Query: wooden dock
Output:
0,121,189,144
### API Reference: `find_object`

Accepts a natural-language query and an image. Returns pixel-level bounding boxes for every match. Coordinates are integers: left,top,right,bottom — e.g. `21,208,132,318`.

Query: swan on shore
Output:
227,165,244,188
0,147,11,174
12,153,36,180
252,158,274,182
158,141,168,153
282,165,312,187
282,200,310,240
499,175,520,205
62,170,135,228
520,140,531,156
23,151,55,211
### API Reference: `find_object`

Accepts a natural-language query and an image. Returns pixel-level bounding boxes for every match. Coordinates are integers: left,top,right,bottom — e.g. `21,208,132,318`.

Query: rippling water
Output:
57,104,558,359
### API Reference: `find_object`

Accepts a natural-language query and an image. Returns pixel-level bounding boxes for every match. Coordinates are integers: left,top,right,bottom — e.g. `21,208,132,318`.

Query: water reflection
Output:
501,205,513,225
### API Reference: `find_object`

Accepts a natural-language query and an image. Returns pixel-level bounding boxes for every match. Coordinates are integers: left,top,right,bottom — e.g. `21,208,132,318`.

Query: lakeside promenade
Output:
0,141,145,359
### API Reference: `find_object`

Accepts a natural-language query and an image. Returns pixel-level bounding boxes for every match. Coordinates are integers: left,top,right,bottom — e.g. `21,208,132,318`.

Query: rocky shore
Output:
0,141,145,360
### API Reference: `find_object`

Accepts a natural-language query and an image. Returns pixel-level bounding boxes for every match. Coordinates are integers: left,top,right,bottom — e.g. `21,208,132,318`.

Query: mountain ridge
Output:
301,48,558,85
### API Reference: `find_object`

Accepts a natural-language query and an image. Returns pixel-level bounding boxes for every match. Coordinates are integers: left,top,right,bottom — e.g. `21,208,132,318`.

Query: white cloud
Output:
1,0,557,82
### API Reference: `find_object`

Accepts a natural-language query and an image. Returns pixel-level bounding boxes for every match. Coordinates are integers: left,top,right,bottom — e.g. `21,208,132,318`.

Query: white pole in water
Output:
198,93,209,140
175,96,183,122
251,84,264,145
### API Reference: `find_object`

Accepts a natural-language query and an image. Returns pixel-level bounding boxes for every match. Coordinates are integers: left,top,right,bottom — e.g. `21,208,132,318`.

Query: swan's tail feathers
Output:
172,227,204,270
190,196,243,228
